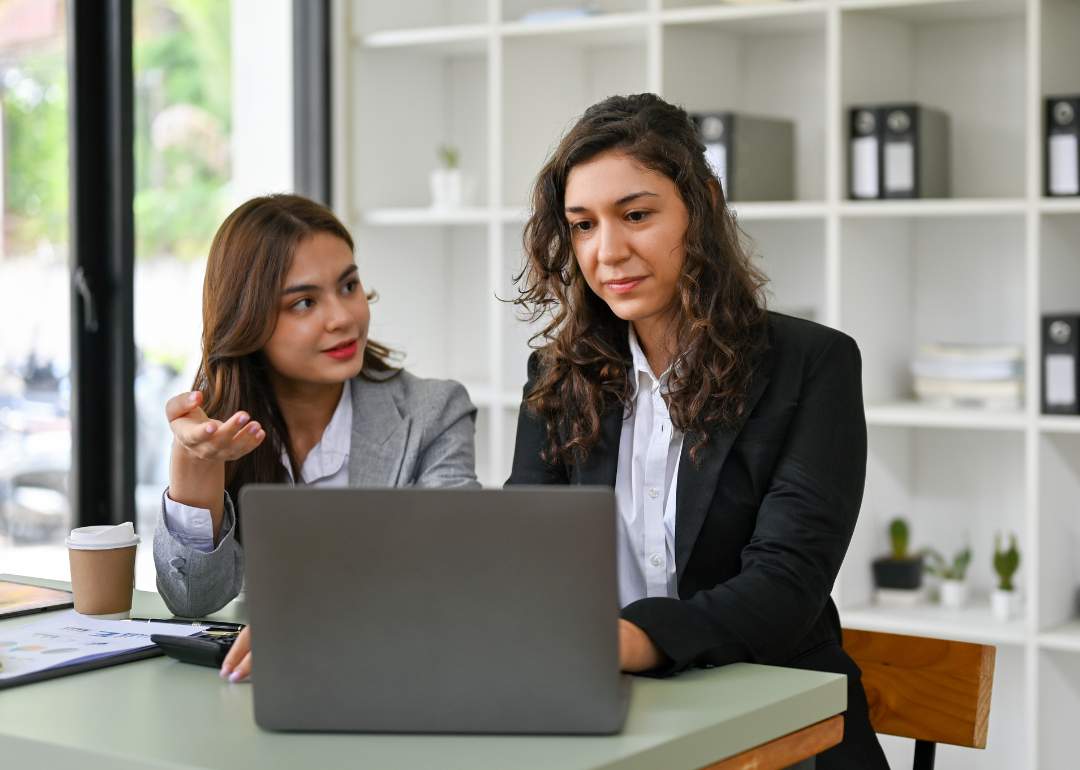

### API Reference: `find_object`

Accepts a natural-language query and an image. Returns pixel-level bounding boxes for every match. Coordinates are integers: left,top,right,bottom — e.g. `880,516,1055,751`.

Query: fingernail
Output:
205,424,216,434
229,670,244,683
256,430,265,440
188,392,198,404
249,424,260,434
238,414,249,425
220,665,232,679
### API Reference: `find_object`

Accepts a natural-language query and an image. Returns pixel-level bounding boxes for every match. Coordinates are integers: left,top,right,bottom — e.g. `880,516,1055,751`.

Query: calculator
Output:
152,630,242,669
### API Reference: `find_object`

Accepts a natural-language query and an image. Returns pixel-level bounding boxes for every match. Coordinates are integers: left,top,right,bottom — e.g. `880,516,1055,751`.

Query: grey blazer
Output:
153,370,480,618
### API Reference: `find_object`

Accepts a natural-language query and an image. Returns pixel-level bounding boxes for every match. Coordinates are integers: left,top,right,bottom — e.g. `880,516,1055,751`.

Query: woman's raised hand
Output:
166,391,266,463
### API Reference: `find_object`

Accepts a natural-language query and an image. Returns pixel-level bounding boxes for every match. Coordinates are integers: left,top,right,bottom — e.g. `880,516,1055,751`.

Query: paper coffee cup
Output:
65,522,141,619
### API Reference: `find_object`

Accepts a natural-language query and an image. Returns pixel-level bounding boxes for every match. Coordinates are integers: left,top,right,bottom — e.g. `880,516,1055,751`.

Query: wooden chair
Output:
842,628,996,770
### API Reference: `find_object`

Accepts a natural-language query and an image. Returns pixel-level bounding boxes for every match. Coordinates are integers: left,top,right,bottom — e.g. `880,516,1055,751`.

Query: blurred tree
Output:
2,47,68,254
134,0,231,262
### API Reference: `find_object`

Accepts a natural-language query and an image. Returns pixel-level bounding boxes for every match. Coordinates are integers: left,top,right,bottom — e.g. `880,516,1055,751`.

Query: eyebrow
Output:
282,265,358,296
564,191,660,213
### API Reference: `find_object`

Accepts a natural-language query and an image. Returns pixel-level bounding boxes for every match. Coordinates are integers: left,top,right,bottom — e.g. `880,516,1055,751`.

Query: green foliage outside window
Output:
134,0,231,262
2,47,68,255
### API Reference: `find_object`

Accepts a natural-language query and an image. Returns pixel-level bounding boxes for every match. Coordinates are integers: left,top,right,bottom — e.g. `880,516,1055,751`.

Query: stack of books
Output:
912,344,1025,410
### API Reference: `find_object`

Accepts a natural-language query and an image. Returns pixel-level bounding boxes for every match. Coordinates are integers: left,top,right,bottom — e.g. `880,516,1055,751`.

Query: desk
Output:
0,575,846,770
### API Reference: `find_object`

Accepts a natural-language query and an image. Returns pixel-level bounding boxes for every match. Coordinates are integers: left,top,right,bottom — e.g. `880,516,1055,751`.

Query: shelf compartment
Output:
351,0,488,38
501,35,647,208
350,47,488,211
360,25,489,55
841,0,1027,199
501,12,649,44
839,198,1028,218
663,17,827,201
840,601,1027,645
663,1,826,31
746,220,826,323
865,401,1027,430
840,0,1025,22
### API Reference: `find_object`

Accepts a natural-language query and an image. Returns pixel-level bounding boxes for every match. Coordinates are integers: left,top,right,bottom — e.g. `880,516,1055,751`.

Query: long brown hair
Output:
193,194,397,502
515,93,769,464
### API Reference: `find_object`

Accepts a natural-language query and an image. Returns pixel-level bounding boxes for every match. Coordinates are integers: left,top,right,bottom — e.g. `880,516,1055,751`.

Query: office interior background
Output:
2,0,1080,766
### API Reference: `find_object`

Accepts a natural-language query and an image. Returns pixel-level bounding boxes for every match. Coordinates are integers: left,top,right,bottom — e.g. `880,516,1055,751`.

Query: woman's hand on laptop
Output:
220,626,252,683
619,619,664,672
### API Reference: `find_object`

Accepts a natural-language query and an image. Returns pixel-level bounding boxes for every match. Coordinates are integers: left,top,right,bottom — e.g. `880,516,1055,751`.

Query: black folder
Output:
1046,96,1080,197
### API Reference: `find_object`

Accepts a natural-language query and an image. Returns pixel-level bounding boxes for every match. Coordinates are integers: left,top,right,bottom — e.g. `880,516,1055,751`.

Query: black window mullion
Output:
67,0,136,529
293,0,332,207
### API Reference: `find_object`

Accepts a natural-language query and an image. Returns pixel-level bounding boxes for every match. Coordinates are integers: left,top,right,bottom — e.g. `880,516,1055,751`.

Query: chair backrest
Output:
842,628,995,749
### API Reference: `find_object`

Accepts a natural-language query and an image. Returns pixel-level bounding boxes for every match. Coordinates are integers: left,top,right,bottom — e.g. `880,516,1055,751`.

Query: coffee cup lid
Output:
65,522,141,550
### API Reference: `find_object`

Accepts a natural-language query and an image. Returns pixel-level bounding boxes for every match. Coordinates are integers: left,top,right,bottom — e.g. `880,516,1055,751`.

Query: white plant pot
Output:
991,588,1020,621
429,168,475,209
940,579,968,610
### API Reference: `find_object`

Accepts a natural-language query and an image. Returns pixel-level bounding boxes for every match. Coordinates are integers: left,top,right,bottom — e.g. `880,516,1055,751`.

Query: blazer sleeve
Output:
413,380,482,489
506,351,570,486
153,489,245,618
621,332,866,675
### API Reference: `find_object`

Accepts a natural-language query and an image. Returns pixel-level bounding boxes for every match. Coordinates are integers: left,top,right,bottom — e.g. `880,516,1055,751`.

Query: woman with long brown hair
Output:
155,194,479,664
508,94,887,768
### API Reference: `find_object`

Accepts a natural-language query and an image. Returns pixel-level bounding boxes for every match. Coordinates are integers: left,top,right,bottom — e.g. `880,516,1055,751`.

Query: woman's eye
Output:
571,221,593,233
342,279,359,294
291,298,314,311
627,210,648,222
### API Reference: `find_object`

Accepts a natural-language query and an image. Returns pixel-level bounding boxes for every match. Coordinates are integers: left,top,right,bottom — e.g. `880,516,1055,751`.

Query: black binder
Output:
849,104,950,199
1046,96,1080,197
1042,314,1080,414
691,112,794,202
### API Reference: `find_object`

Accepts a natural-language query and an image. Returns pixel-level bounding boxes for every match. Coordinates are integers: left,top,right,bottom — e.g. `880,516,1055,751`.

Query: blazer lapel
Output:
348,375,411,487
674,363,772,582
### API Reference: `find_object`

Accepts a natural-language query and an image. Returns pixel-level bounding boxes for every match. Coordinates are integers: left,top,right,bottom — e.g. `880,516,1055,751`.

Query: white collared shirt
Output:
615,329,683,607
163,380,353,552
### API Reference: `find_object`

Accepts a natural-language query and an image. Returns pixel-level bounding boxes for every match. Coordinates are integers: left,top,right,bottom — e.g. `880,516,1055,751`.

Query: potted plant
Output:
873,518,924,591
924,546,971,610
429,144,472,209
991,533,1021,620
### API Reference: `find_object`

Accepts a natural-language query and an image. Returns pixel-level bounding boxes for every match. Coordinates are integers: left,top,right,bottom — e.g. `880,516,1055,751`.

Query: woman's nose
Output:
325,297,354,331
596,222,629,264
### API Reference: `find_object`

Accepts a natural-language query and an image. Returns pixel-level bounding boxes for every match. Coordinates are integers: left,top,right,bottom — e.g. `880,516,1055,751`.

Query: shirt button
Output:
648,487,659,498
650,555,661,567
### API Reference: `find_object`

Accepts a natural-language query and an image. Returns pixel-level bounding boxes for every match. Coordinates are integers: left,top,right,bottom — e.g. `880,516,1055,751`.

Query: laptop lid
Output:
239,486,628,734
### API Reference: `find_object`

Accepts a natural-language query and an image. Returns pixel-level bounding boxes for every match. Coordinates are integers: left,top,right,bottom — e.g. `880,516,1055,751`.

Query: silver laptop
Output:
239,486,631,734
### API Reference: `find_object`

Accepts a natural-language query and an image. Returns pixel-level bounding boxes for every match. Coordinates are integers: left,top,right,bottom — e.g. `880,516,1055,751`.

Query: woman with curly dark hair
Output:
507,94,887,768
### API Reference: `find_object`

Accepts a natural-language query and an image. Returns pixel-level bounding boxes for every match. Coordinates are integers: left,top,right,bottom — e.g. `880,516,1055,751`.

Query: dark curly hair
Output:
515,93,769,464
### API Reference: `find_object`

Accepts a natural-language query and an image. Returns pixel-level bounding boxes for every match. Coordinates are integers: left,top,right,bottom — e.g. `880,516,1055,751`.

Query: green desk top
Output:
0,575,846,770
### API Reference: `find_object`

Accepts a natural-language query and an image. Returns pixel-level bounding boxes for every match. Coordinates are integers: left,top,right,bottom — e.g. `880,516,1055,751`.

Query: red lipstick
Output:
323,339,358,360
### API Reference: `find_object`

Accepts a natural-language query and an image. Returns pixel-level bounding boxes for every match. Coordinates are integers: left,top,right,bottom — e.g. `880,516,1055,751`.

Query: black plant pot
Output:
872,555,924,590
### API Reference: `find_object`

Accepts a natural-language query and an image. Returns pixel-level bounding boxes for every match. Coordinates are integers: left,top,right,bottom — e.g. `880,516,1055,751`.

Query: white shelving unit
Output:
333,0,1080,766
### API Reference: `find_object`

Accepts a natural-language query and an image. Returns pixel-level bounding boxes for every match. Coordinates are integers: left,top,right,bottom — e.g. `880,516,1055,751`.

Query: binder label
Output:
1049,134,1079,196
851,136,878,198
1046,353,1076,406
705,143,727,197
884,142,915,193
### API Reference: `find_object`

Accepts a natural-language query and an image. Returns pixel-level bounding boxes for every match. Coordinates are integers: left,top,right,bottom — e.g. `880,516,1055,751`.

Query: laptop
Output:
239,486,631,734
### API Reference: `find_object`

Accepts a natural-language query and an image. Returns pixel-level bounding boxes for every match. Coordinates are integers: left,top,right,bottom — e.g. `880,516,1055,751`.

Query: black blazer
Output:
506,312,866,676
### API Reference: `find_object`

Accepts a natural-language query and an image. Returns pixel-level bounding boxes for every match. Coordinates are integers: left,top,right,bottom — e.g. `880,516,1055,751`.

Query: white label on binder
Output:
1049,134,1080,196
851,136,878,198
884,142,915,193
1046,354,1076,406
705,143,727,197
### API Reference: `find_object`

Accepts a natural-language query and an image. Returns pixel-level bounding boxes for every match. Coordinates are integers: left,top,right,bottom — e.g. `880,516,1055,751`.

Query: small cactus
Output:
889,518,910,560
994,533,1020,591
924,546,971,580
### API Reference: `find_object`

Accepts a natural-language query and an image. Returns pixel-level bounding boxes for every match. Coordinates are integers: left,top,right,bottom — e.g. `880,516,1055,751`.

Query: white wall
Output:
231,0,294,203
